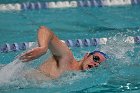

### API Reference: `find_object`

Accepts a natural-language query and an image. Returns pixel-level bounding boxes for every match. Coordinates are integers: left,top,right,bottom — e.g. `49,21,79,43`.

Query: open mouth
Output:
88,65,93,69
86,64,98,69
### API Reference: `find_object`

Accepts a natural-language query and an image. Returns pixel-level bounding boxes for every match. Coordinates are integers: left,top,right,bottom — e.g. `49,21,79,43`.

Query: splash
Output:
98,33,140,92
0,42,40,89
101,33,134,62
0,59,26,83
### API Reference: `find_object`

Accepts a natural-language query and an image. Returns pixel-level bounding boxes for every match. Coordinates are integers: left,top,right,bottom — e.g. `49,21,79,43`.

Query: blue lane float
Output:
0,0,140,11
1,36,140,53
134,36,140,44
64,38,101,47
0,38,107,53
0,42,29,53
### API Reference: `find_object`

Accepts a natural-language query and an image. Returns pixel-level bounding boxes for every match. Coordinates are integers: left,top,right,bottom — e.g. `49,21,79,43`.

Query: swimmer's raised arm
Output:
20,26,73,62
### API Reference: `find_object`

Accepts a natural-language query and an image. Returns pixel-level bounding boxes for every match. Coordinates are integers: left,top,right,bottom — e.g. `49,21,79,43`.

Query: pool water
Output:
0,4,140,93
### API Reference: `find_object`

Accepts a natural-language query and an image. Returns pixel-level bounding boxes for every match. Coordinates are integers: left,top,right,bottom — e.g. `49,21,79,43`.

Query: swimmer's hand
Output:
20,47,47,62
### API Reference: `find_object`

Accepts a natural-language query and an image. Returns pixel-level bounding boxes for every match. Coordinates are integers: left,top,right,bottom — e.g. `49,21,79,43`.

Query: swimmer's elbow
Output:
39,26,54,39
39,26,49,30
39,26,53,33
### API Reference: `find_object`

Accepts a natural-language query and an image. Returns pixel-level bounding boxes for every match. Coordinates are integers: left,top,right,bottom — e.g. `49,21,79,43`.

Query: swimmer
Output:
20,26,108,79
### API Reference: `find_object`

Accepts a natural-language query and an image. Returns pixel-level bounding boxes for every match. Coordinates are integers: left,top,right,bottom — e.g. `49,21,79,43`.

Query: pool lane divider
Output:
0,0,140,11
0,36,140,53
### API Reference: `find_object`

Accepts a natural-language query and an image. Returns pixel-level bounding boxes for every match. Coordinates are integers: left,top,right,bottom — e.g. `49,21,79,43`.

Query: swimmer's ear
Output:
81,53,89,62
83,53,89,59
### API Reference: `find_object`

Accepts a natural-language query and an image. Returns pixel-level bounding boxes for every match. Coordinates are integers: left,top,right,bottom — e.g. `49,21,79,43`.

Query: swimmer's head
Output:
81,51,108,70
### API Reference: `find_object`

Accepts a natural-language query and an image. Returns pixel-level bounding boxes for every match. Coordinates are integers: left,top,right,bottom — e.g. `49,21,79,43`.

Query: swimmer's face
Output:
81,52,106,70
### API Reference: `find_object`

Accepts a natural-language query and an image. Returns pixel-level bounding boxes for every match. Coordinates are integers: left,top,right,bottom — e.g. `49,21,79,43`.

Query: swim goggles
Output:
89,51,109,63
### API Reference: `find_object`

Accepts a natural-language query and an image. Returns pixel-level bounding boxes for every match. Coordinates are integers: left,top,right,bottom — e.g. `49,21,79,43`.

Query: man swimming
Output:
20,26,107,79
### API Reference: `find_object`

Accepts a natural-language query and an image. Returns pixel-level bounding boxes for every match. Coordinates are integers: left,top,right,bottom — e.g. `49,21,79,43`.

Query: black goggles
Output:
93,55,100,63
89,51,108,63
88,52,101,63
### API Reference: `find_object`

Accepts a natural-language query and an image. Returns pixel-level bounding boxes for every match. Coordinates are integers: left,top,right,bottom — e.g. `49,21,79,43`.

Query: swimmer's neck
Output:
70,59,83,71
